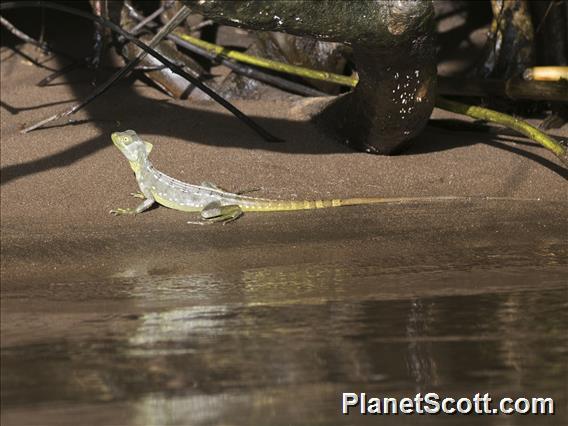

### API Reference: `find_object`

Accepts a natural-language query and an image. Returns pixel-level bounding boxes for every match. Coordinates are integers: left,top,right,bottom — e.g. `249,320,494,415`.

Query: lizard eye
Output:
118,135,131,144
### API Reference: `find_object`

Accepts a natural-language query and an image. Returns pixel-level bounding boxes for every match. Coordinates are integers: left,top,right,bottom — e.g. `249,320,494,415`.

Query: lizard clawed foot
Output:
130,191,146,199
109,207,137,216
191,202,243,225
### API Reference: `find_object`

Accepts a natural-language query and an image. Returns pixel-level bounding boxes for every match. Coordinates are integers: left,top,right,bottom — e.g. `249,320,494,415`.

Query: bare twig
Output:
189,19,214,32
534,0,554,34
0,14,48,50
0,14,73,61
176,36,329,97
0,2,281,142
125,6,328,97
131,4,169,35
174,31,356,87
1,14,99,86
21,6,193,133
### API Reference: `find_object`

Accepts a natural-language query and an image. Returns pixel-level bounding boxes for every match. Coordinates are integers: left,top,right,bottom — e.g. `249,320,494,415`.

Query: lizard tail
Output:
242,196,467,212
338,196,467,206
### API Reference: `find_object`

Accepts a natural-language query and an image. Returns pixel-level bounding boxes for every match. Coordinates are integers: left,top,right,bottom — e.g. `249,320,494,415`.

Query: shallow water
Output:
2,255,567,425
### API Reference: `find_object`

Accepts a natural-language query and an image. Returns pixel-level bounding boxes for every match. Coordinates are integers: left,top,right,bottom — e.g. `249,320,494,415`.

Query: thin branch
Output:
436,97,567,165
21,6,193,133
534,0,554,34
1,14,101,87
189,19,214,32
125,5,328,97
0,14,49,49
173,33,329,97
174,31,358,87
0,14,74,61
130,3,169,35
0,1,281,142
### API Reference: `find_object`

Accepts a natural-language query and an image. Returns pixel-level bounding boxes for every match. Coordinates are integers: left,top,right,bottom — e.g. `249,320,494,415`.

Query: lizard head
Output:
111,130,153,163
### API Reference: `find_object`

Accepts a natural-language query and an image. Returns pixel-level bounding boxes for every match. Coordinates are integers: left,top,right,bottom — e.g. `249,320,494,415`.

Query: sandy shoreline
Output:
1,44,567,284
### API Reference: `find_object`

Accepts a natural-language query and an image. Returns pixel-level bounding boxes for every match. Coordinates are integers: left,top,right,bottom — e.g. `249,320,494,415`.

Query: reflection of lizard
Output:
110,130,465,224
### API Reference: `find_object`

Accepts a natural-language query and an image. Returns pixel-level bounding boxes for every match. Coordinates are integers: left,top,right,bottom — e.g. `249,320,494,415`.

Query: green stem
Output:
174,31,358,87
436,97,567,164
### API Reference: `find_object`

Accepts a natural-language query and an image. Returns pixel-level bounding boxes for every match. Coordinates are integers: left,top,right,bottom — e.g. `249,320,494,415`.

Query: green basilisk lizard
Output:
110,130,468,224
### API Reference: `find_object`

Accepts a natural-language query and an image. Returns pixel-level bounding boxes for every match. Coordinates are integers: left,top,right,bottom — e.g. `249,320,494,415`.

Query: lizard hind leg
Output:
207,205,243,224
187,201,243,225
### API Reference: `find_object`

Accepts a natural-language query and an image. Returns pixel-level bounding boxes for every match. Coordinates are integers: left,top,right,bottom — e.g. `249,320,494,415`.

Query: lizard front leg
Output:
110,197,155,216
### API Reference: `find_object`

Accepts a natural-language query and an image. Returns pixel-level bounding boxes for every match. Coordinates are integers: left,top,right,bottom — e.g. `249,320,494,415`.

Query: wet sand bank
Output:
1,44,566,284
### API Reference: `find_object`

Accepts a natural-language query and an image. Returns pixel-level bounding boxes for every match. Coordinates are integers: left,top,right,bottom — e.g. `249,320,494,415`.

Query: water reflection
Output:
406,299,439,389
2,261,566,425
